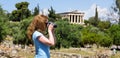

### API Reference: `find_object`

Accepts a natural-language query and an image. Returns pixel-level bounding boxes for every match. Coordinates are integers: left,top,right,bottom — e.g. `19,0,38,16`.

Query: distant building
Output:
58,10,85,24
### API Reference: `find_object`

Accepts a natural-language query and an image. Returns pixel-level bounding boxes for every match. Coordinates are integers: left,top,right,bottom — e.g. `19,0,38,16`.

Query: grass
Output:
51,47,120,58
110,51,120,58
16,47,120,58
17,49,34,58
51,48,94,55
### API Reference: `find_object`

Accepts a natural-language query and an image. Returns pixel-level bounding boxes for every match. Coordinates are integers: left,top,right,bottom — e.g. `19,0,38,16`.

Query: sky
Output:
0,0,116,19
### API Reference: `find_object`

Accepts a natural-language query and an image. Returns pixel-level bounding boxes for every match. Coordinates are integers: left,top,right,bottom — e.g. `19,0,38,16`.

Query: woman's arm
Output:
38,24,56,46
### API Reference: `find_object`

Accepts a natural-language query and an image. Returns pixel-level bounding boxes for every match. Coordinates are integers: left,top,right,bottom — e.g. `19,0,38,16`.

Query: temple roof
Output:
58,10,84,14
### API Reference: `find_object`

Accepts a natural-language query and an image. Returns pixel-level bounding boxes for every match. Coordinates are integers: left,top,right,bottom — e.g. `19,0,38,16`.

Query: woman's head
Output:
33,15,48,31
27,14,48,39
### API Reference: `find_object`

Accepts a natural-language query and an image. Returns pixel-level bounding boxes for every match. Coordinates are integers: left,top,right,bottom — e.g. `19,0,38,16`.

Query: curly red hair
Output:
27,15,48,39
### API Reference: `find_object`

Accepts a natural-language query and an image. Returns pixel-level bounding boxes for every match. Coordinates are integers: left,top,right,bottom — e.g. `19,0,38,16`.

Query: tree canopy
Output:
48,7,61,22
0,5,9,42
9,2,31,21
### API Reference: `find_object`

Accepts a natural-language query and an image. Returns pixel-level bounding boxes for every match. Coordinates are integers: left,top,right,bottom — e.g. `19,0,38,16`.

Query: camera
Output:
47,22,57,28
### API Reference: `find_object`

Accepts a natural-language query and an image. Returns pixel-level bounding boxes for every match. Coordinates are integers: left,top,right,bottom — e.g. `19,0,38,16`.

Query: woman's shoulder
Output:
34,31,43,35
33,31,43,38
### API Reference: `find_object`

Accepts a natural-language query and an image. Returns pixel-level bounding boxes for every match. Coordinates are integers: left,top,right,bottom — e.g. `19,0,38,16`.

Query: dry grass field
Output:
13,47,120,58
0,45,120,58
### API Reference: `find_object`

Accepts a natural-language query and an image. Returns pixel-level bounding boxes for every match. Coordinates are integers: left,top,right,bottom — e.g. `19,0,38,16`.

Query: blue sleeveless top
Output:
32,31,50,58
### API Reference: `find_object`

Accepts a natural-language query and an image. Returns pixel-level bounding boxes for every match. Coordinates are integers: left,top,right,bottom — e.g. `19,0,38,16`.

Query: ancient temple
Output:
58,10,84,24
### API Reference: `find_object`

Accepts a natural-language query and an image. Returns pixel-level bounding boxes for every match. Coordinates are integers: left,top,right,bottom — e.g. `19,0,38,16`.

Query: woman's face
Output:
45,20,48,28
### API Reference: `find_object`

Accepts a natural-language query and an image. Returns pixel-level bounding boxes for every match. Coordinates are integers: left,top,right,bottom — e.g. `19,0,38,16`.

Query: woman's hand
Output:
48,24,54,32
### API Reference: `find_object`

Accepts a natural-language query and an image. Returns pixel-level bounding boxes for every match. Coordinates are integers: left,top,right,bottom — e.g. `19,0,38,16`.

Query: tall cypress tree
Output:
94,7,99,27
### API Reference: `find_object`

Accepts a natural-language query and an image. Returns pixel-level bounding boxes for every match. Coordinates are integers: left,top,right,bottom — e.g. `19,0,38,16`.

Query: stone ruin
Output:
0,36,35,58
0,36,115,58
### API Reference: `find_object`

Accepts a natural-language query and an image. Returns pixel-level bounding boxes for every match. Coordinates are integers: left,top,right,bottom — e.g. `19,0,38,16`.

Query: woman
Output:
27,14,56,58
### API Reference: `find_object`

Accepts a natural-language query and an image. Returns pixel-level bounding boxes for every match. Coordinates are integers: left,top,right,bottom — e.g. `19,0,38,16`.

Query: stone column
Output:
75,15,77,23
70,15,71,23
77,15,79,24
82,16,84,24
67,15,70,22
79,15,80,24
71,15,73,23
72,15,75,23
72,15,74,23
80,16,82,24
74,15,76,23
81,15,84,24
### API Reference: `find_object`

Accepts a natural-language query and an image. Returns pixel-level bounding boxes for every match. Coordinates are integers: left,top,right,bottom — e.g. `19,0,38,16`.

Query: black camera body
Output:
47,22,57,28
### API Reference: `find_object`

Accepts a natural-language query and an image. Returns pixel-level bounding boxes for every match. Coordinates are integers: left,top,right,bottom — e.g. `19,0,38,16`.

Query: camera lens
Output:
53,24,57,28
47,22,57,28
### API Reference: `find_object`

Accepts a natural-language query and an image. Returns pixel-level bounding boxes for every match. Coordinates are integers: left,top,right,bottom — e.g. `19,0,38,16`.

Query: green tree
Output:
81,26,99,46
55,19,71,48
68,24,82,47
54,19,82,49
10,22,21,44
108,24,120,45
84,20,89,25
33,4,39,16
94,7,99,26
9,2,31,21
88,17,95,25
88,7,100,27
11,17,33,45
0,5,9,42
98,32,112,47
19,17,33,45
48,7,61,22
98,21,111,31
0,5,4,14
81,26,112,47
